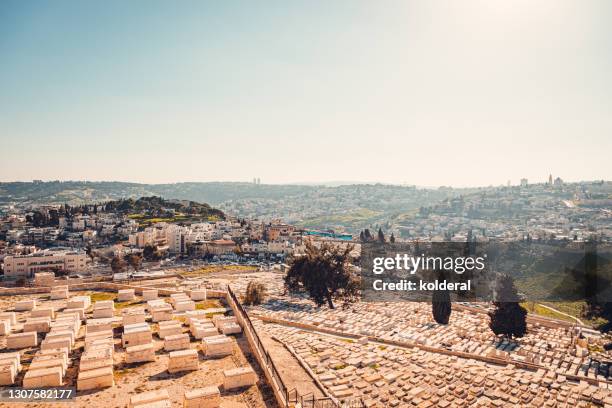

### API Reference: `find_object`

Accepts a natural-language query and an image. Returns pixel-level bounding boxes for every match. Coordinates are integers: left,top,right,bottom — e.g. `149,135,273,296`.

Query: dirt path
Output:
537,303,585,326
257,330,325,400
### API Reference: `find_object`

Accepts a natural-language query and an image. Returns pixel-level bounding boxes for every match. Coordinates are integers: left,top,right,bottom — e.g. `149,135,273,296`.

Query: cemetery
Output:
258,321,612,407
250,294,612,383
0,279,264,407
1,269,611,408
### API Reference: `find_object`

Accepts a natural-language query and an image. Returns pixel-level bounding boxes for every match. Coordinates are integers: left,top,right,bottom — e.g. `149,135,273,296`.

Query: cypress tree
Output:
432,288,451,324
377,228,385,243
488,275,527,338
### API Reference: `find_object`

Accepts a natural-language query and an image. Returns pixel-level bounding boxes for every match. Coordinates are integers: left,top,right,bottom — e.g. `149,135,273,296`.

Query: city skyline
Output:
0,175,606,189
1,0,611,185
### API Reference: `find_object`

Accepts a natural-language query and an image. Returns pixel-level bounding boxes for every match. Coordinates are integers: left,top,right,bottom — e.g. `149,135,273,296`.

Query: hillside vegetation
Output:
106,196,225,222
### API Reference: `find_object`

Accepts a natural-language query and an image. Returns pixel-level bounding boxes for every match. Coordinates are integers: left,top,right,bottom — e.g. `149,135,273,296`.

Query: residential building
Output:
2,249,88,278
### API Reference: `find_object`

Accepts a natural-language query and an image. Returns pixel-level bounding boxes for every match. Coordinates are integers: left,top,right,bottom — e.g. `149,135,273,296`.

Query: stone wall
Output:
225,289,288,408
0,278,228,299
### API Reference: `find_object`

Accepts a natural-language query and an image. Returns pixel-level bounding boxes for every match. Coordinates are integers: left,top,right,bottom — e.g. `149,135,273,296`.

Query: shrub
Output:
243,281,267,306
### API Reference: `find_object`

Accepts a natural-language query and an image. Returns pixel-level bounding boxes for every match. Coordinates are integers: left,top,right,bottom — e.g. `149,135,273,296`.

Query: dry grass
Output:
90,292,117,302
195,299,222,310
115,299,143,310
181,265,257,277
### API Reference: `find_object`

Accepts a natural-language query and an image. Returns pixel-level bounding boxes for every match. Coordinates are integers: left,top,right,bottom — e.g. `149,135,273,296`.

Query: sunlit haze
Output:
1,0,611,186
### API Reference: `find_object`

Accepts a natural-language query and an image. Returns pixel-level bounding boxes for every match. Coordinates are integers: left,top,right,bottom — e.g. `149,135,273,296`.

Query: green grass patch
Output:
522,301,608,328
540,301,608,328
522,302,579,324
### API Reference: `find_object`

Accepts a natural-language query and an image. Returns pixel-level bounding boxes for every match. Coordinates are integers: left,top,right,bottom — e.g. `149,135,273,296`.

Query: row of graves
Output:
258,322,612,407
1,285,258,407
84,287,257,407
253,298,612,382
126,366,257,408
1,294,83,388
79,294,115,391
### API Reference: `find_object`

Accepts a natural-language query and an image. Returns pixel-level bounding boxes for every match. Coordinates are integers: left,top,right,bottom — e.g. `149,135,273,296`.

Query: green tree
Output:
285,240,359,309
377,228,385,243
127,254,142,272
85,245,95,262
143,244,160,261
488,275,527,338
432,272,451,324
110,255,126,275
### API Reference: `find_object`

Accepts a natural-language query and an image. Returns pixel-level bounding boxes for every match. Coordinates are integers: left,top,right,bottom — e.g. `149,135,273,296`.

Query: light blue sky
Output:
1,0,611,186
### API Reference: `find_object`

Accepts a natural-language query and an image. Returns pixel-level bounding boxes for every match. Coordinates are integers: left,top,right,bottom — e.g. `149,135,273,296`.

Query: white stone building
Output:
2,249,88,278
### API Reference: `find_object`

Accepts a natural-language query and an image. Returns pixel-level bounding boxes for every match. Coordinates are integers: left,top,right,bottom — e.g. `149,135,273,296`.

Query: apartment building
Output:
2,248,88,278
128,227,168,249
206,239,237,255
264,223,296,241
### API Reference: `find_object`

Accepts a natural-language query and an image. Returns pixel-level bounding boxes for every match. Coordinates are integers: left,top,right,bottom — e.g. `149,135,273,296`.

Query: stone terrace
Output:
256,321,612,407
250,297,612,382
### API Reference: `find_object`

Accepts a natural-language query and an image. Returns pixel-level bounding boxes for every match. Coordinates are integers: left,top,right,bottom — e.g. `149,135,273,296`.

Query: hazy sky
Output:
1,0,611,186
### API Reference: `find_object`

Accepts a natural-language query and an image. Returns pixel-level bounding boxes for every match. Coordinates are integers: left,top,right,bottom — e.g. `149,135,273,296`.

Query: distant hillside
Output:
0,181,316,205
21,196,225,228
0,180,467,232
